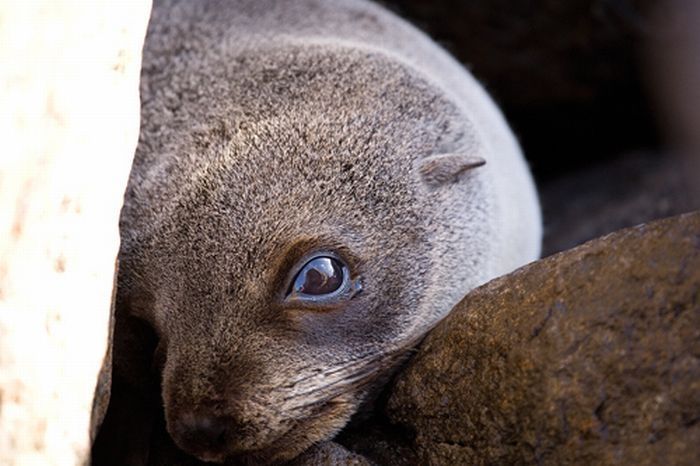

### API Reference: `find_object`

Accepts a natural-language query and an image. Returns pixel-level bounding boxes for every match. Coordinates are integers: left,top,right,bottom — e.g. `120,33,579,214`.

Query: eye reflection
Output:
291,256,344,296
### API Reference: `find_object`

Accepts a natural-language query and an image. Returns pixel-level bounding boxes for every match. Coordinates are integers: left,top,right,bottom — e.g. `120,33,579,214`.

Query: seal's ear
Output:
417,153,486,188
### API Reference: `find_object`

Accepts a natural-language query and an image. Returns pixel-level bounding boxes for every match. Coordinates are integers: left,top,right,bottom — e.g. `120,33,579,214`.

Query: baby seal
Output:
95,0,541,464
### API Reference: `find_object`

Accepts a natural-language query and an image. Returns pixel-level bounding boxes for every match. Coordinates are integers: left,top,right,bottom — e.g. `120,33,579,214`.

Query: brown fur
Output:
92,0,541,464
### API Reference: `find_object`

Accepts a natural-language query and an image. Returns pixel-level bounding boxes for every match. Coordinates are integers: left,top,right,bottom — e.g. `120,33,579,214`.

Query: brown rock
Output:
386,212,700,465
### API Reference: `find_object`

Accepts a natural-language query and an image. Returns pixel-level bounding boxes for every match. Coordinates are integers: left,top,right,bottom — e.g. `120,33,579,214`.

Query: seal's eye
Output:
291,256,345,296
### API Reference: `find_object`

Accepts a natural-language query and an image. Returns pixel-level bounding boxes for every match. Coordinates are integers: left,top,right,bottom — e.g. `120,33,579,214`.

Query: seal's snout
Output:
173,411,230,462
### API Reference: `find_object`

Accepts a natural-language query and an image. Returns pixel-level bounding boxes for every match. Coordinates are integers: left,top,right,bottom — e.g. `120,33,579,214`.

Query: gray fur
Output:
103,0,541,464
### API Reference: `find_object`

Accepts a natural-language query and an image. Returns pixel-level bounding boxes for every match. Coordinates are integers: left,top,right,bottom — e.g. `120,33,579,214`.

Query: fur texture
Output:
94,0,541,464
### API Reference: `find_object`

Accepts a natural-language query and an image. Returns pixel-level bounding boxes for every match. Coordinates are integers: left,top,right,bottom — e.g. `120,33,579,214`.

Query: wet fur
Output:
92,0,541,464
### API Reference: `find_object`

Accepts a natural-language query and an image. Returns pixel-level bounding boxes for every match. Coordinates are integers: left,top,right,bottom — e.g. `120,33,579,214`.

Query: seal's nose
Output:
173,412,229,454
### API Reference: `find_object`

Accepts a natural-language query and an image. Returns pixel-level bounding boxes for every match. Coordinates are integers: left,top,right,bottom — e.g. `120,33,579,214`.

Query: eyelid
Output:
285,276,362,309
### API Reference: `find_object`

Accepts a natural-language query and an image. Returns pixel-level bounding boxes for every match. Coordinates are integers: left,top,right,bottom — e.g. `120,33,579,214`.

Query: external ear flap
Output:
417,153,486,188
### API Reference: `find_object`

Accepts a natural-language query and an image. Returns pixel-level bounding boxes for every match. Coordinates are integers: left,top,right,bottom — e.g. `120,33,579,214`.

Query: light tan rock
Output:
0,1,151,464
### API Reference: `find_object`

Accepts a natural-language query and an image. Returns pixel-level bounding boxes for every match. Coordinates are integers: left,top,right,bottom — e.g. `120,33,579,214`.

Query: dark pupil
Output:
294,257,344,295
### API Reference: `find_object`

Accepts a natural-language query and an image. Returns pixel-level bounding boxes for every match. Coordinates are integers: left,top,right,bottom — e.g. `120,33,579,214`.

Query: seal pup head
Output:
121,42,498,464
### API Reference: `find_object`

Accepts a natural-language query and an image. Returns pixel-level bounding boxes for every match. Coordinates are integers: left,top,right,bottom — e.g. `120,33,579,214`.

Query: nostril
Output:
174,413,229,452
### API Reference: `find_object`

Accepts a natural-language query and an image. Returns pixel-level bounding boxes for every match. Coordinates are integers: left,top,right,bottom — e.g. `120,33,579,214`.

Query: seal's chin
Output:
170,396,358,465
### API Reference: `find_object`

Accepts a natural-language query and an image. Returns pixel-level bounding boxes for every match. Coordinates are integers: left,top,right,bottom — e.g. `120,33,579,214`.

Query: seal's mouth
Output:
237,405,351,464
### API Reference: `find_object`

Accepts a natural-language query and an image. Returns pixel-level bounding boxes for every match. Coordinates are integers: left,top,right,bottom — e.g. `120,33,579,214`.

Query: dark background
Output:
382,0,697,255
384,0,657,180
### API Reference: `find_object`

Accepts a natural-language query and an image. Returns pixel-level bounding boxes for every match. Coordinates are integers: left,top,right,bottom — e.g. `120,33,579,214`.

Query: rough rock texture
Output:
383,212,700,465
0,1,151,464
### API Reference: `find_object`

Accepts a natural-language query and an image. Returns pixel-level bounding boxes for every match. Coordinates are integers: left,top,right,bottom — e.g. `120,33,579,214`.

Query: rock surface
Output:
377,212,700,465
0,1,151,464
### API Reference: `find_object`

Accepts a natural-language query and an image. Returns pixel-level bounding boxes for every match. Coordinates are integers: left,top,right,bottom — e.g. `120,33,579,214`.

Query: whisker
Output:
280,342,415,411
281,351,386,390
